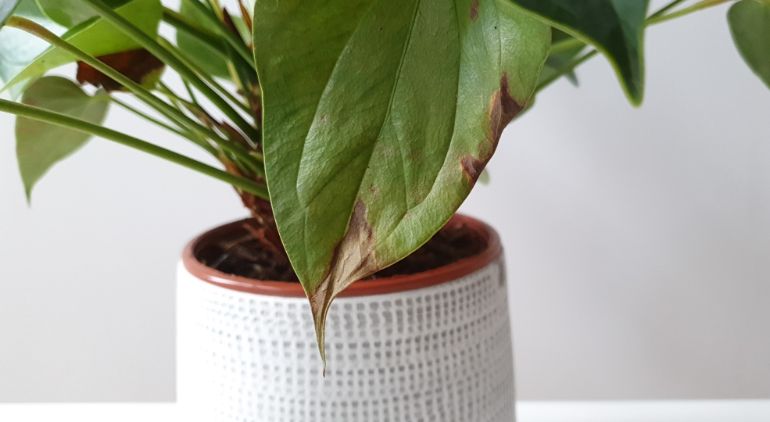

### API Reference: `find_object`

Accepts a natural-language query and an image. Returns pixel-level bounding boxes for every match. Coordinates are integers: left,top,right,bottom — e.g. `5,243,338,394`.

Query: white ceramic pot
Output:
177,215,514,422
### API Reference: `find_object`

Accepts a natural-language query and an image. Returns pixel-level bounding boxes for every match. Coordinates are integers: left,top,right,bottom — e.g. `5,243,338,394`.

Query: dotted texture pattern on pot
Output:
177,257,514,422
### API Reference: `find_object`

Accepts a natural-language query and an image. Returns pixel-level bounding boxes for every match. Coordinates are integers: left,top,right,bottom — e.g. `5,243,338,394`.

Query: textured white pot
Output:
177,215,514,422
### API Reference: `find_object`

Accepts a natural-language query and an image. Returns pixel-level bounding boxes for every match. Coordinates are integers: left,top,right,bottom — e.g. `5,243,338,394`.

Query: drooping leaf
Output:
76,48,164,91
175,0,230,78
35,0,128,28
16,76,110,200
728,0,770,88
254,0,549,353
1,0,20,26
509,0,649,104
540,28,586,86
3,0,162,91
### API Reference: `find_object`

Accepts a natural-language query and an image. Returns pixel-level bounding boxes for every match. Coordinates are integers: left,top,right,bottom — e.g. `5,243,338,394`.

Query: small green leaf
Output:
3,0,162,91
16,76,109,200
35,0,128,28
509,0,649,104
1,0,21,27
255,0,550,355
728,0,770,88
175,1,230,78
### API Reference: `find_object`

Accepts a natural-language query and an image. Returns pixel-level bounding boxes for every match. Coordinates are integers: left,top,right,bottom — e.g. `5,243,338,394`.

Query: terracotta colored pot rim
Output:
182,214,502,298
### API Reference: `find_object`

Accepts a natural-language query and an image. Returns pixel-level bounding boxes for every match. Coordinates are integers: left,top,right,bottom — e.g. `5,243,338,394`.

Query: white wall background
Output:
1,1,769,402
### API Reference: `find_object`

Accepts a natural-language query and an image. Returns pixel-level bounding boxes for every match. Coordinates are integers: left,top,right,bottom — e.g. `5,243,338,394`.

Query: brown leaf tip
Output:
470,0,480,21
489,73,524,141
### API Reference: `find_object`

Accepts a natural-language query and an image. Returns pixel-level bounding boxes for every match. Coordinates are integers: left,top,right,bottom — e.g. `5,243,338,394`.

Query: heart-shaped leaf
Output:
509,0,649,104
3,0,161,91
1,0,20,27
16,76,110,200
254,0,549,353
728,0,770,88
35,0,129,28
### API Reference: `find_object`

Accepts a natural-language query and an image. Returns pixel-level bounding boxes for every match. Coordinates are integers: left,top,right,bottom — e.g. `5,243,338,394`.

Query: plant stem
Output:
0,99,269,199
7,17,262,174
82,0,258,142
539,0,734,92
161,6,227,58
537,50,598,91
647,0,732,25
6,17,212,153
181,0,255,68
111,96,191,138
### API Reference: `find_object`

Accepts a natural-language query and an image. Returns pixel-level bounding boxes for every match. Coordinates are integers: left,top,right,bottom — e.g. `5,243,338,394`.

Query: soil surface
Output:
196,218,487,282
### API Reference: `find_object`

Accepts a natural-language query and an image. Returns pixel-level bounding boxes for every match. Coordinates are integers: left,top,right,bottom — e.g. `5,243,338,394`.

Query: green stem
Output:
161,6,227,59
649,0,688,19
156,37,252,116
6,16,217,155
82,0,258,142
540,0,734,92
647,0,732,25
0,99,268,199
181,0,255,68
112,96,191,138
537,50,598,91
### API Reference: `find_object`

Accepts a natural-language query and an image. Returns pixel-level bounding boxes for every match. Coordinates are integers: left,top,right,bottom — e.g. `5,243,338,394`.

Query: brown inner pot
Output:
183,214,501,297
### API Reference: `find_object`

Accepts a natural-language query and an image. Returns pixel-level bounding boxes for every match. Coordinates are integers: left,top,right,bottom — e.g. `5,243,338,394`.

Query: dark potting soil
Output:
197,218,487,282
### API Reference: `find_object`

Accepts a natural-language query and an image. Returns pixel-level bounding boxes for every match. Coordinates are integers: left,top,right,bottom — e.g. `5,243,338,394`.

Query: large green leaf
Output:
1,0,20,26
729,0,770,88
35,0,128,27
3,0,161,91
175,0,230,78
509,0,649,104
16,76,109,200
254,0,549,350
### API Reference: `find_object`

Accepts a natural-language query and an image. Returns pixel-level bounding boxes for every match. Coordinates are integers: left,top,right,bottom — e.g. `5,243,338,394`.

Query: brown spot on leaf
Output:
309,201,377,367
77,49,164,92
461,155,484,183
489,73,524,142
470,0,480,21
461,74,525,185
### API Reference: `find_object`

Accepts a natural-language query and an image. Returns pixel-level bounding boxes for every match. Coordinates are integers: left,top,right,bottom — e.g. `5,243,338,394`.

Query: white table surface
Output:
0,401,767,421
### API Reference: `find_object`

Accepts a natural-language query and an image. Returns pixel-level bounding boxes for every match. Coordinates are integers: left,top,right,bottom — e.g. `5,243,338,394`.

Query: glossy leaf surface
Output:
16,76,109,199
254,0,549,349
510,0,649,104
729,0,770,88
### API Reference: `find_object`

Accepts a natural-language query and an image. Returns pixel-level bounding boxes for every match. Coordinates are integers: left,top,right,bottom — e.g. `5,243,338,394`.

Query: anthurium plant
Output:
1,0,768,355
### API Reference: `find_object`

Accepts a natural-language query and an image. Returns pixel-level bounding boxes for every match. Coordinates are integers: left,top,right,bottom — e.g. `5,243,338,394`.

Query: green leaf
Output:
509,0,649,104
16,76,109,200
1,0,21,27
3,0,162,91
728,0,770,88
175,0,229,78
35,0,128,28
254,0,549,353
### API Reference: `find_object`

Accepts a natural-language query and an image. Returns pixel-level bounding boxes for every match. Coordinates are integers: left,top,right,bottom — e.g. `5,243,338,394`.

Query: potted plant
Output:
1,0,768,420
